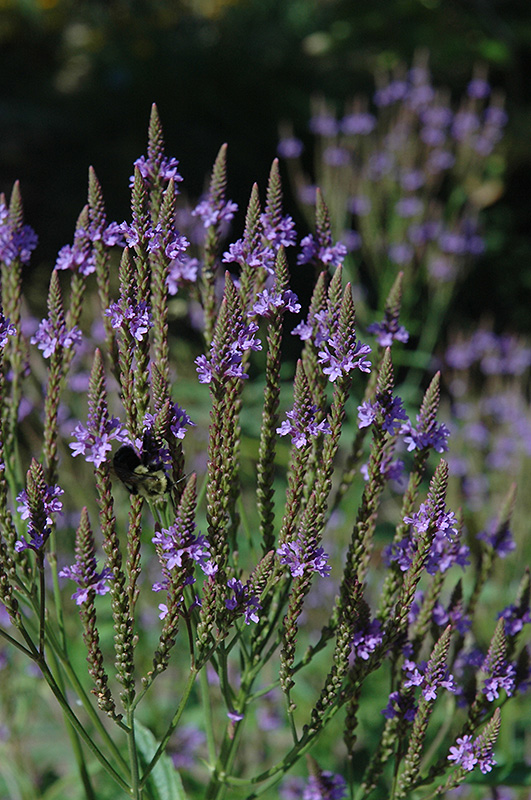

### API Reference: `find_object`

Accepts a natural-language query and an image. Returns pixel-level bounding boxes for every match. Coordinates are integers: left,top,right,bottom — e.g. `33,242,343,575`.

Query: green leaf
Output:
135,721,189,800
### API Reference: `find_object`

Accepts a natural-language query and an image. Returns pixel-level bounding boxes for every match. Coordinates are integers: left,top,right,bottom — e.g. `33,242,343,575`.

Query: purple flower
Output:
261,211,297,251
169,403,195,440
367,151,394,180
448,735,478,771
484,106,508,127
477,520,516,558
252,288,301,318
373,80,409,107
402,655,457,702
317,323,372,383
302,771,347,800
170,726,206,770
70,416,129,469
448,731,497,775
357,395,408,435
498,603,531,637
400,415,450,454
350,619,383,661
105,299,152,342
367,317,409,348
395,197,424,218
433,602,471,635
297,234,347,270
452,111,480,141
381,690,416,721
227,709,244,722
340,112,376,136
403,502,469,575
59,560,112,605
192,197,238,229
195,318,261,385
348,195,371,216
426,149,455,174
55,228,97,276
17,484,63,526
0,200,38,266
130,154,183,189
152,526,216,577
277,537,331,578
323,146,350,167
309,113,338,137
400,169,425,192
277,400,331,448
15,481,64,553
277,137,304,159
31,318,82,359
388,243,414,265
420,126,446,147
0,312,16,348
167,255,199,295
225,578,261,624
421,105,453,128
223,237,275,274
467,78,490,99
481,645,516,701
387,502,469,575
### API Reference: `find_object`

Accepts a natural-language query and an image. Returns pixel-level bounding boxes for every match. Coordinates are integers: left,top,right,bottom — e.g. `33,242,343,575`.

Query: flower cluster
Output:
0,199,38,266
55,222,124,276
130,153,183,190
386,502,469,575
15,480,63,553
350,619,383,661
277,537,331,578
225,578,261,625
70,415,129,468
293,307,371,382
297,233,347,270
448,731,497,774
105,299,152,342
367,315,409,348
0,310,16,348
276,404,331,449
192,196,238,229
31,316,82,359
252,288,301,318
195,318,261,384
358,394,408,435
59,560,112,605
400,412,450,453
152,527,216,579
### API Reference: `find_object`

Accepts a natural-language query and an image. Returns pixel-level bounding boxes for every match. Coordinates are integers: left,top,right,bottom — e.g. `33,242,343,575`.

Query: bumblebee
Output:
113,431,169,502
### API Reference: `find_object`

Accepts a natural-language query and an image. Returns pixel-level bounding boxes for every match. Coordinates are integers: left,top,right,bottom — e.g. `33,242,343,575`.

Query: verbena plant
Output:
278,54,508,379
0,102,529,800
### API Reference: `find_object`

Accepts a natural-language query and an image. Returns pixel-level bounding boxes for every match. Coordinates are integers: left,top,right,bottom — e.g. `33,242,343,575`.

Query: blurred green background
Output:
1,0,531,329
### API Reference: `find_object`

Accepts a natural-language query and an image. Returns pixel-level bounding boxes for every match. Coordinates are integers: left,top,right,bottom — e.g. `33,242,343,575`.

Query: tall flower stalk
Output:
0,105,529,800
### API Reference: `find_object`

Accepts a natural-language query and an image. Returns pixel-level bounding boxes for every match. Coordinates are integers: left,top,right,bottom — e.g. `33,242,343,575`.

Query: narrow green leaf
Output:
135,721,189,800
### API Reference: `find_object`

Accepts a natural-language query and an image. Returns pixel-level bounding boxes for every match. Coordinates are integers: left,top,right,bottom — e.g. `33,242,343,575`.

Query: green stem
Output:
139,667,198,788
47,644,97,800
48,527,67,651
199,664,217,766
0,626,34,657
38,552,46,655
43,617,131,768
37,657,131,793
127,710,141,800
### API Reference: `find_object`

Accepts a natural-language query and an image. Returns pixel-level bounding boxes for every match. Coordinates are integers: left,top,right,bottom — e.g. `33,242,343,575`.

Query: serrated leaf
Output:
135,721,188,800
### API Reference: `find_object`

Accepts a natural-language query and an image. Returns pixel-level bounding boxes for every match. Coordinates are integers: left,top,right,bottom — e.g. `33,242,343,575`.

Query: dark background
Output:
1,0,530,330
